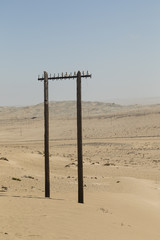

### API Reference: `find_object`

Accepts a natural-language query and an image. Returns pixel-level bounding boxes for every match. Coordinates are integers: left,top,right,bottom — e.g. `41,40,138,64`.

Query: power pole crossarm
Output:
38,72,91,81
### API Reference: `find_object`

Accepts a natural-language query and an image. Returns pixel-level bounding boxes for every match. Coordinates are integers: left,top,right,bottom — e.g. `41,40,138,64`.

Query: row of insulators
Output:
39,71,90,79
50,71,90,78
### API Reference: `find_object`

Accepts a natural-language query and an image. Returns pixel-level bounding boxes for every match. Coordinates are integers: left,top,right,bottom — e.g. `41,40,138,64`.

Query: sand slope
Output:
0,101,160,239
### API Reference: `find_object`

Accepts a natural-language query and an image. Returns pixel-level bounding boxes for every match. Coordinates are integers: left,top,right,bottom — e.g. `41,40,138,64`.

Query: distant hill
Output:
0,101,160,120
0,101,123,120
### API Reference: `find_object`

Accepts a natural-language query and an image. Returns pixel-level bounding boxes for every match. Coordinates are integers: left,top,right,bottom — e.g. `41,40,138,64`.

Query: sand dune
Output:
0,101,160,239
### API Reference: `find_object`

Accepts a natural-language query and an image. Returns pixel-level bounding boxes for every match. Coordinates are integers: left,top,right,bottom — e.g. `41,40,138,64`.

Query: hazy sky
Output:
1,0,160,106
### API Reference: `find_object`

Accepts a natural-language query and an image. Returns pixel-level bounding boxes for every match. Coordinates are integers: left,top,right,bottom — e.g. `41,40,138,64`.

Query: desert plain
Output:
0,101,160,240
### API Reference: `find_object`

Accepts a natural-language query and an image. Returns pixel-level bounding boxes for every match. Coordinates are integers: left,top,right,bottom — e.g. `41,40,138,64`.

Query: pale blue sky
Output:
0,0,160,106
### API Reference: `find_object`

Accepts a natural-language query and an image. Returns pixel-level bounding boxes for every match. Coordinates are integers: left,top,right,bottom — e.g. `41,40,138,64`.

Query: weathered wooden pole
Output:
44,71,50,198
77,71,84,203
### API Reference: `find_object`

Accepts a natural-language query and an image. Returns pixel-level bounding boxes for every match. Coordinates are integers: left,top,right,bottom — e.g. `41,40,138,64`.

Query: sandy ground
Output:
1,102,160,239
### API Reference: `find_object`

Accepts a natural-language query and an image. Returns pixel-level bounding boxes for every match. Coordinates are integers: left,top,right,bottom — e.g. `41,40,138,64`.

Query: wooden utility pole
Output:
38,70,91,202
77,71,84,203
44,71,50,198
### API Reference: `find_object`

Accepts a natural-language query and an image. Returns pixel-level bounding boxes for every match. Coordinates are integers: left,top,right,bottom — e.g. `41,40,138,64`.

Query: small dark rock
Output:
65,164,70,168
23,175,34,179
2,186,8,191
12,177,21,182
104,163,111,166
0,157,9,161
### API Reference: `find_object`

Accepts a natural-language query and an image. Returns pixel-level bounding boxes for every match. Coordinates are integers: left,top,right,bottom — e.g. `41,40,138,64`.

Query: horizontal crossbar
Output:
38,74,92,81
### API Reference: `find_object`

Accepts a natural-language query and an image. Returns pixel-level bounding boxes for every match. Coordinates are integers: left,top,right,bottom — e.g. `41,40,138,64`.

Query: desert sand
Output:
0,101,160,240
